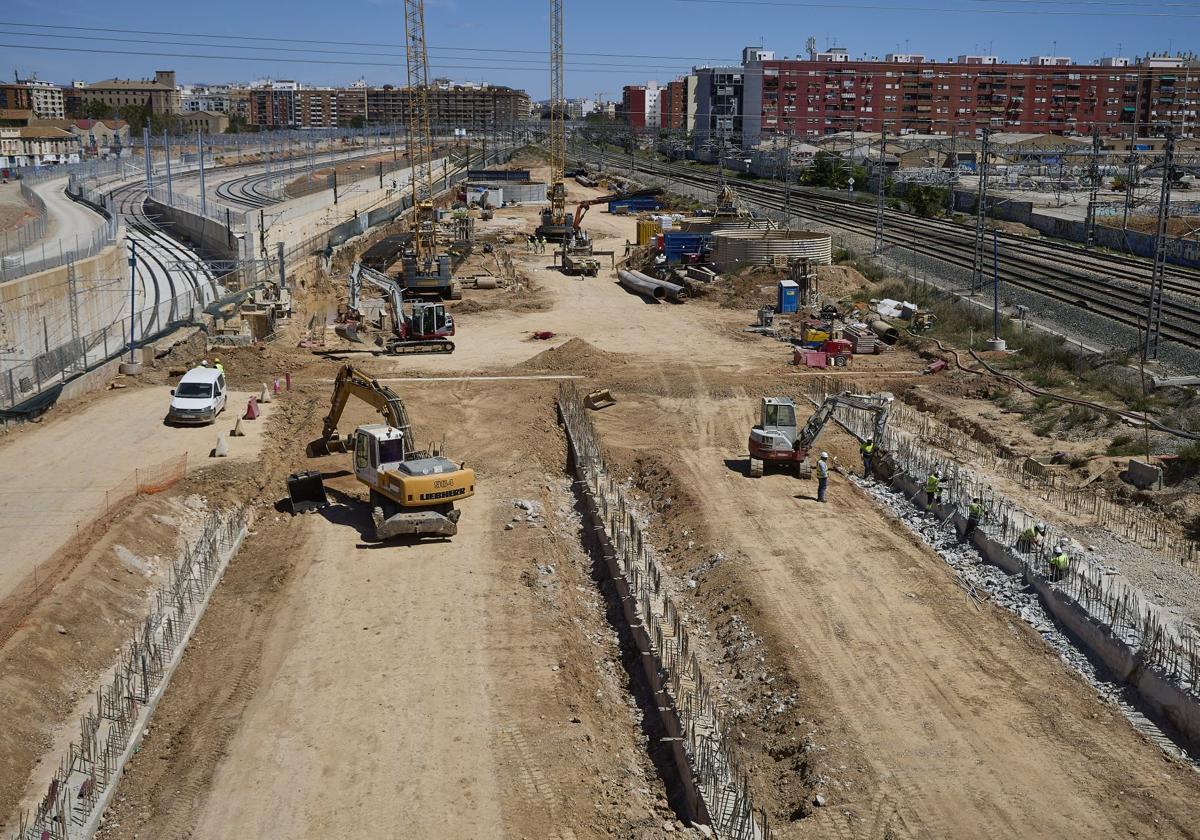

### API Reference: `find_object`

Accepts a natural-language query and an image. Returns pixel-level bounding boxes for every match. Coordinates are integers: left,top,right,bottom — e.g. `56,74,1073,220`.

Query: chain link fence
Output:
0,182,49,258
1,287,200,413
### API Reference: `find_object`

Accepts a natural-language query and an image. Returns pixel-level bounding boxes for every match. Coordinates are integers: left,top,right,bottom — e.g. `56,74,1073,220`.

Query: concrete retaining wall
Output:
144,196,237,262
883,462,1200,755
0,245,127,366
949,187,1200,269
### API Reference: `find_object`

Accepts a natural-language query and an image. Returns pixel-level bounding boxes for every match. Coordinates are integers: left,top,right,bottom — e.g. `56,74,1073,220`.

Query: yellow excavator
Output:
295,364,475,539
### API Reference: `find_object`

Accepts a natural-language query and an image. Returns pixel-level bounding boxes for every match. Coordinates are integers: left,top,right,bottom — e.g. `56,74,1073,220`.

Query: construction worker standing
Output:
924,470,941,512
816,452,830,503
538,235,547,254
860,439,875,479
1050,541,1070,582
214,357,224,373
964,497,984,541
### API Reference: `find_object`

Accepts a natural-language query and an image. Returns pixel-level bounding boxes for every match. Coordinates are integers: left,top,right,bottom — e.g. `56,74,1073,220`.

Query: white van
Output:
167,367,227,425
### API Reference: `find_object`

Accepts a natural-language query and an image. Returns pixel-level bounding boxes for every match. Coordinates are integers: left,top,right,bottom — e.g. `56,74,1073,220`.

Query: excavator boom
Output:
307,364,414,457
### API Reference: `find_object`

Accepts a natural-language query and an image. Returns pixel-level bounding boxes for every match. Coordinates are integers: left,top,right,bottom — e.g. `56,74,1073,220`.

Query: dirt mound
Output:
816,264,871,299
518,337,629,373
715,266,782,310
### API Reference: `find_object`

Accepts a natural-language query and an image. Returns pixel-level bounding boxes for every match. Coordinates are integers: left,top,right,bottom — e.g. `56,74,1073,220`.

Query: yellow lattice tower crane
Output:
537,0,572,241
402,0,458,298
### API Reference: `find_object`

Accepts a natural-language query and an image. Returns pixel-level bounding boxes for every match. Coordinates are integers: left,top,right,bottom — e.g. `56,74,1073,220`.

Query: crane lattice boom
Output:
547,0,566,227
403,0,438,265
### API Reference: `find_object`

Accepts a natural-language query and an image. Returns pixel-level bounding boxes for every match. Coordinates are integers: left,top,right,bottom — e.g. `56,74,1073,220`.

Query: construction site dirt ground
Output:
8,184,1200,839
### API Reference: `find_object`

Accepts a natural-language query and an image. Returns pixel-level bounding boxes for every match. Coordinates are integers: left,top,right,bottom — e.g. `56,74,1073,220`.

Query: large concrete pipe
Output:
473,276,499,289
870,319,900,345
625,269,688,303
653,277,688,303
618,270,665,301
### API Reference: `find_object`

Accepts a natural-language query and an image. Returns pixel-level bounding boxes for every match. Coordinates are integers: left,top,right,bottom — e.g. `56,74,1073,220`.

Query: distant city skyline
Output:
3,0,1197,98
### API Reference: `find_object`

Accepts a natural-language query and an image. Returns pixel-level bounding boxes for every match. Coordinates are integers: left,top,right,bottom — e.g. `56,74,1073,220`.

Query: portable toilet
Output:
777,280,800,314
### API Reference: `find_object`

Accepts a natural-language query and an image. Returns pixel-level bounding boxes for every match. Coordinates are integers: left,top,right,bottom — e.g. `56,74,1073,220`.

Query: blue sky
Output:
3,0,1197,99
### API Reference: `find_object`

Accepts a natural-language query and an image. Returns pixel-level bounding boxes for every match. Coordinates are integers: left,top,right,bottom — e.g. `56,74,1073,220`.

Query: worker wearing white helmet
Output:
816,452,830,503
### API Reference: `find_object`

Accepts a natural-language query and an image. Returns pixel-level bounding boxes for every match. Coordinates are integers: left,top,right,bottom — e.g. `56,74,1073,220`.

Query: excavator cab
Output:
748,398,803,478
407,301,453,340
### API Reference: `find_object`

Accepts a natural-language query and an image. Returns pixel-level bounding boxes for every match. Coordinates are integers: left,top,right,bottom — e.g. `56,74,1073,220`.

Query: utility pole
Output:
197,129,207,216
1122,150,1137,231
971,128,990,295
127,240,138,363
946,134,958,215
783,131,793,229
1084,126,1101,250
1144,131,1174,361
142,126,153,191
873,126,887,255
163,129,173,204
988,229,1006,350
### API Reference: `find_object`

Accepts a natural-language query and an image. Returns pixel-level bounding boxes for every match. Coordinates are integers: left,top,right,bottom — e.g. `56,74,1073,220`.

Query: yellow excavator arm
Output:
307,364,415,457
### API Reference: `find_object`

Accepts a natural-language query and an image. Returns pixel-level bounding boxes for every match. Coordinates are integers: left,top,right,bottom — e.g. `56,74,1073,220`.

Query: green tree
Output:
905,185,949,218
225,114,248,134
349,114,366,129
117,102,151,132
85,99,115,120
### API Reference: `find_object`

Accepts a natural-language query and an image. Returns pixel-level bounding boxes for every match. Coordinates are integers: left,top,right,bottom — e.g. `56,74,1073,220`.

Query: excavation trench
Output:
557,385,771,840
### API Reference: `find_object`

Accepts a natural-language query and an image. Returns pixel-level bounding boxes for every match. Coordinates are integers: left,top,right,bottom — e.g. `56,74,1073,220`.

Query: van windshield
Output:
176,382,213,399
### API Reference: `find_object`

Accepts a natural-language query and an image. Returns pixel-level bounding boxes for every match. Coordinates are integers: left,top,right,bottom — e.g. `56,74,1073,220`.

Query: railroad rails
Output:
108,181,217,335
591,150,1200,352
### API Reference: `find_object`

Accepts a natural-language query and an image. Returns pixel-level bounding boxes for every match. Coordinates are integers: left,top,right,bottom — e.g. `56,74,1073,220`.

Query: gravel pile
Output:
1072,525,1200,628
852,474,1194,762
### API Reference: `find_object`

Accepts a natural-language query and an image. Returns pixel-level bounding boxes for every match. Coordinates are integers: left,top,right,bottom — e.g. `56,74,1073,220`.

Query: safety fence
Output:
881,399,1200,570
559,383,769,840
0,182,49,257
0,199,119,284
1,287,201,413
8,502,251,840
0,453,189,652
804,380,1200,705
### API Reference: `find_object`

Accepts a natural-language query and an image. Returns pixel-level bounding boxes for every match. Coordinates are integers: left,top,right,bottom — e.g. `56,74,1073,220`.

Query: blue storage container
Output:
609,196,663,213
777,280,800,314
663,232,710,264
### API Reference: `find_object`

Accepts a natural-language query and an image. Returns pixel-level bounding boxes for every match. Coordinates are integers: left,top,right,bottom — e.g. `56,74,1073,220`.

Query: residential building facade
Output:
725,49,1199,145
248,80,530,130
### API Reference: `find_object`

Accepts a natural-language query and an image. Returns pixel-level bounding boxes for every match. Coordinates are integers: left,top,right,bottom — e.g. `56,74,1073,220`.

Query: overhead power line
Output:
0,42,694,75
3,32,691,71
0,21,737,62
666,0,1200,15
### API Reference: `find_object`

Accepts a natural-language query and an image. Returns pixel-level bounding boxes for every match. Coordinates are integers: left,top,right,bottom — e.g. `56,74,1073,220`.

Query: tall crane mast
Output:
401,0,453,296
539,0,570,240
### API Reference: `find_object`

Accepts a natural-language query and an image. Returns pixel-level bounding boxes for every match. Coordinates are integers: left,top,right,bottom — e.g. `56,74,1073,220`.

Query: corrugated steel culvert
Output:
712,228,832,268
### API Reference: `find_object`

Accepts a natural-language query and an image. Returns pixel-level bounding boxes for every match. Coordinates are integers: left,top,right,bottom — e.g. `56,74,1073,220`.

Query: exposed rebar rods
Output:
558,383,769,840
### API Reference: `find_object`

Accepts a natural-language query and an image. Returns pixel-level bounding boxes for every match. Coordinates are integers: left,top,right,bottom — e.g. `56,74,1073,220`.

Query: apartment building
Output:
726,50,1199,144
249,80,529,130
621,83,662,130
660,79,687,131
0,78,64,120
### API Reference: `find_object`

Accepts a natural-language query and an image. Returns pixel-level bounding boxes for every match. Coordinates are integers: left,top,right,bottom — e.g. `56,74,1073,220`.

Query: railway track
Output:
592,151,1200,351
108,181,216,336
